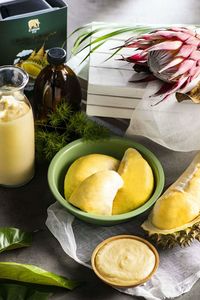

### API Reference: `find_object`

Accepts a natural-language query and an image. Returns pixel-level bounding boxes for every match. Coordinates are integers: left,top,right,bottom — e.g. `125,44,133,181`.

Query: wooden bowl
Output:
91,235,159,288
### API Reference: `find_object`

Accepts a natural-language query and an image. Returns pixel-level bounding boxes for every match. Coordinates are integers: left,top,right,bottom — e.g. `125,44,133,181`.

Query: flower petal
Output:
189,65,199,76
175,44,197,58
170,59,196,79
189,50,200,61
148,40,183,51
158,57,184,73
125,52,147,63
185,36,200,46
148,30,191,41
163,75,188,98
191,66,200,79
141,33,165,41
124,41,150,49
170,27,195,35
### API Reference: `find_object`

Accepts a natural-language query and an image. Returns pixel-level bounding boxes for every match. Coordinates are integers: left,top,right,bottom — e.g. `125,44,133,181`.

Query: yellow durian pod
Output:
112,148,154,214
142,152,200,248
64,154,119,199
69,170,123,216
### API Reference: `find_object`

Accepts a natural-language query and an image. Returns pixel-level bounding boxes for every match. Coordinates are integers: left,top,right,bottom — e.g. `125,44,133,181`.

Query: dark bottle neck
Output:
49,63,66,70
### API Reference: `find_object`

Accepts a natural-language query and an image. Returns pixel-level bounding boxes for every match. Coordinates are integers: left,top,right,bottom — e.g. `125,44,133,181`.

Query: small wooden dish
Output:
91,234,159,289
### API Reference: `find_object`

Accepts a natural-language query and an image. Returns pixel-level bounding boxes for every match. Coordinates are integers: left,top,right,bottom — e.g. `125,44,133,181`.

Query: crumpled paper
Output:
126,80,200,152
46,202,200,300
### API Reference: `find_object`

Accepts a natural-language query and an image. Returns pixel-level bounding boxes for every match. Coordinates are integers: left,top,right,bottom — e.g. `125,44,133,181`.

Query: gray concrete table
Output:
1,0,200,299
0,140,199,300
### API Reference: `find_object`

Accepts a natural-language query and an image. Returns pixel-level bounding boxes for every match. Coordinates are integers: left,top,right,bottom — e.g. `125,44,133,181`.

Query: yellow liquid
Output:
0,104,35,186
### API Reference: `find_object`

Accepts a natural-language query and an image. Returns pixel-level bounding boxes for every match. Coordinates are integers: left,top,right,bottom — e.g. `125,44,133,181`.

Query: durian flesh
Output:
142,153,200,248
112,148,154,214
16,45,48,79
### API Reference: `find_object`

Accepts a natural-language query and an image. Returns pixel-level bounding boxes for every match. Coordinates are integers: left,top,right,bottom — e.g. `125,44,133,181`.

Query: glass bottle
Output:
0,66,35,187
34,47,82,120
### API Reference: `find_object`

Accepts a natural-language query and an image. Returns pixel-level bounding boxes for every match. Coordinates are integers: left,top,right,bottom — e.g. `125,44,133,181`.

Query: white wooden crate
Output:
86,37,147,119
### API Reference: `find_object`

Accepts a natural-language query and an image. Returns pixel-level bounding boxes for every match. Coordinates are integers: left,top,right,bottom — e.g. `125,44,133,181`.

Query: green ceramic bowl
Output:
48,137,165,225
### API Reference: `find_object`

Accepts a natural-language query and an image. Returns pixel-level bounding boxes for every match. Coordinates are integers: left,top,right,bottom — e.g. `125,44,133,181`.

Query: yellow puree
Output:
0,95,29,122
95,238,155,286
0,94,34,186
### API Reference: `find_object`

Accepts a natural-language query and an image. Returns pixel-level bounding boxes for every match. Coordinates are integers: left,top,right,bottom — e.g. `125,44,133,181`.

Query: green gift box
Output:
0,0,67,88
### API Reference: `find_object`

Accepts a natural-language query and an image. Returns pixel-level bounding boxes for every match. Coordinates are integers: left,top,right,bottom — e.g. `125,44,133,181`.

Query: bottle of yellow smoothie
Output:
0,66,35,187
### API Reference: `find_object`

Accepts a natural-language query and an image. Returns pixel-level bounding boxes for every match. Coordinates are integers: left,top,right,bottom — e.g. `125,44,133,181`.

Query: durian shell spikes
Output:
142,152,200,248
16,44,48,79
142,215,200,248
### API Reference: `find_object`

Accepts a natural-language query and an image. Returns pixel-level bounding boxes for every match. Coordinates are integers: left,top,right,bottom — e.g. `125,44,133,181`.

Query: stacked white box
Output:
87,37,147,119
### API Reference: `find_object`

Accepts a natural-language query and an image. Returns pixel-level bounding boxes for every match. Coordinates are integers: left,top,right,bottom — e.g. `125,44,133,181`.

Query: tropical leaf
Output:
75,27,136,54
72,28,107,54
69,21,108,37
80,40,106,63
0,283,51,300
0,262,80,290
0,228,32,253
104,47,122,62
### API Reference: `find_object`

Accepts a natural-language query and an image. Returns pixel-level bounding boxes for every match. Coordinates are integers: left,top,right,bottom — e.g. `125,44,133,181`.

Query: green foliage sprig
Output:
35,102,110,161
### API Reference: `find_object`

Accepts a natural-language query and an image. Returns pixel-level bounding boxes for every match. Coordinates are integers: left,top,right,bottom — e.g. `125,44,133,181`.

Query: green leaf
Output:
75,27,138,54
80,40,106,64
0,283,51,300
72,28,105,55
104,47,122,62
71,25,155,63
0,228,32,253
69,21,108,37
0,262,80,290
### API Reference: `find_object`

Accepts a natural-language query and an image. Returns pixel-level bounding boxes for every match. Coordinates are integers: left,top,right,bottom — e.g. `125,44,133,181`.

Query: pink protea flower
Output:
120,27,200,101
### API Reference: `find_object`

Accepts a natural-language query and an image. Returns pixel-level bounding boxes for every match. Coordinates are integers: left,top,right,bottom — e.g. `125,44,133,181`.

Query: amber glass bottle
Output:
34,47,82,119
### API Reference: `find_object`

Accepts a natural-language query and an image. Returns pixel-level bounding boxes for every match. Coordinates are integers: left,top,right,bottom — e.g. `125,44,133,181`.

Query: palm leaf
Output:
72,28,107,55
69,22,108,37
104,47,122,62
80,41,106,64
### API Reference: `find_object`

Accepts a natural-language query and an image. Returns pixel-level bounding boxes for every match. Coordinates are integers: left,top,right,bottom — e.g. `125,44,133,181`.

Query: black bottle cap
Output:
47,47,66,65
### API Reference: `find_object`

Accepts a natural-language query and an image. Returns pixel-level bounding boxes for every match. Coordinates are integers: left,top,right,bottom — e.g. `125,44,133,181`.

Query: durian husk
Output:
141,152,200,248
176,81,200,103
142,214,200,248
17,60,47,79
16,45,48,79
